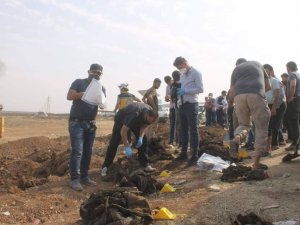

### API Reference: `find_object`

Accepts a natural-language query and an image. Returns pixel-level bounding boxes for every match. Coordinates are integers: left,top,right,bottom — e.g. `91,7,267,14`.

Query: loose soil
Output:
0,115,299,225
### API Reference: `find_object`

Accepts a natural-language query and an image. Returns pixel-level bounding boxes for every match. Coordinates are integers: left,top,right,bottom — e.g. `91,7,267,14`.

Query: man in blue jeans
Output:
67,63,106,191
173,57,204,164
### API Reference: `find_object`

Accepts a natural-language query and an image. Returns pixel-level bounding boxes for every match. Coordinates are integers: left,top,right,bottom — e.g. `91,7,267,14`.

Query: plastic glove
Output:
125,146,132,158
177,88,186,96
135,137,143,148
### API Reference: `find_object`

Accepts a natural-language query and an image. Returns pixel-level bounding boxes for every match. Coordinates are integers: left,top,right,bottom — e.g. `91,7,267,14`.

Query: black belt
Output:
69,118,96,123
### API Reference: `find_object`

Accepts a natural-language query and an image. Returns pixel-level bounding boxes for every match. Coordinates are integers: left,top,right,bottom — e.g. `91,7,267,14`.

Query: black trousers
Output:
102,121,149,168
227,106,234,139
286,99,300,146
268,102,286,146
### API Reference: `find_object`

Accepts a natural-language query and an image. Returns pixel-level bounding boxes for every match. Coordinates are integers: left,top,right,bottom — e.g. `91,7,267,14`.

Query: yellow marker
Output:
159,170,170,177
0,117,4,138
153,207,176,220
238,149,249,158
160,183,176,193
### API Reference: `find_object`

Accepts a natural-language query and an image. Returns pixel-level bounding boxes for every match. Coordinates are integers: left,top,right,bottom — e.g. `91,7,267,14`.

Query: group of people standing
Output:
66,56,203,191
66,57,299,192
228,59,300,170
204,91,228,127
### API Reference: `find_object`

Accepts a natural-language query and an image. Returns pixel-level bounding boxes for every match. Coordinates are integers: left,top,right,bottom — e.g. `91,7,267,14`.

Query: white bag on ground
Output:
81,78,106,108
197,153,231,172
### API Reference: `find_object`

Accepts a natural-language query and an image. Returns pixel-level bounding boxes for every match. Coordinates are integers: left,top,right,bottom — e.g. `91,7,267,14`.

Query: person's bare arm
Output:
139,125,148,137
114,98,121,112
121,125,131,147
287,79,296,102
133,96,141,102
67,89,84,100
146,95,157,110
263,70,271,92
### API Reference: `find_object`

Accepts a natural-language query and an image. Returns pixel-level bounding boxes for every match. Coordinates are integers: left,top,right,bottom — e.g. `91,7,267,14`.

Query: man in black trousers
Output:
101,102,158,176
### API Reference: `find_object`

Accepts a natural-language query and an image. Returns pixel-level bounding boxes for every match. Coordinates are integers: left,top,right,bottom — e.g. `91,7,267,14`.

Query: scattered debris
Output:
274,221,299,225
260,205,280,211
197,153,231,172
119,170,164,195
282,173,291,178
172,180,187,185
148,137,175,161
104,158,164,195
221,165,268,182
231,212,273,225
1,211,11,216
208,185,221,192
80,189,153,225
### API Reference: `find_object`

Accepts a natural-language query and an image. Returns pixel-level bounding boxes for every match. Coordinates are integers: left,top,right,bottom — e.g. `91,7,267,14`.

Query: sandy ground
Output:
0,115,299,225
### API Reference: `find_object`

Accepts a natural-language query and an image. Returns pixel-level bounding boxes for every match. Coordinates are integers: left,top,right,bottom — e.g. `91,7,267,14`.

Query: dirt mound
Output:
102,158,164,195
80,189,153,225
0,136,107,193
221,165,268,182
200,126,226,145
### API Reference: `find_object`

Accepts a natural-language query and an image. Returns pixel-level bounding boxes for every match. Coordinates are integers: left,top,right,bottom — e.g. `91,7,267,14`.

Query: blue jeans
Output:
69,120,96,180
169,108,176,144
180,102,199,158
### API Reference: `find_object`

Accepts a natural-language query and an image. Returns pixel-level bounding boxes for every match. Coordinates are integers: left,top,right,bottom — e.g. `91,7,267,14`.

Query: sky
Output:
1,0,300,113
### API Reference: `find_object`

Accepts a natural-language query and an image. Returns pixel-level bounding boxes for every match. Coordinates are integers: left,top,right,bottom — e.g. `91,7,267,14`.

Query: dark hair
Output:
147,109,158,118
153,78,161,83
281,73,289,78
89,63,103,71
235,58,247,66
173,56,187,67
286,61,298,72
164,76,172,83
263,64,273,72
221,90,227,95
171,70,181,82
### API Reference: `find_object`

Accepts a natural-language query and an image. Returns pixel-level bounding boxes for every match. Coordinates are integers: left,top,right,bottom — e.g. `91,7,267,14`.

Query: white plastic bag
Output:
81,78,106,108
197,153,231,172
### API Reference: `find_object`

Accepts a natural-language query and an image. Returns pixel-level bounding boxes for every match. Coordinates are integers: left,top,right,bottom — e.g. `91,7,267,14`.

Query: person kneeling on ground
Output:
101,102,158,177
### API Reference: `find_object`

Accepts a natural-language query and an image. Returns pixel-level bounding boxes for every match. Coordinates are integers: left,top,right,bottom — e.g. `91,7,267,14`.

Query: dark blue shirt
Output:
69,78,106,121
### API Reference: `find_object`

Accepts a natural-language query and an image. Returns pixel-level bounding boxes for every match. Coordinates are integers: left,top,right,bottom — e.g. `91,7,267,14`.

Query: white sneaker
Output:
144,165,156,172
101,167,108,177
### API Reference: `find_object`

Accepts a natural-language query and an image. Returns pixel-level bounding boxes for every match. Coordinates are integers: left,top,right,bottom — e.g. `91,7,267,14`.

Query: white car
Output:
158,104,169,122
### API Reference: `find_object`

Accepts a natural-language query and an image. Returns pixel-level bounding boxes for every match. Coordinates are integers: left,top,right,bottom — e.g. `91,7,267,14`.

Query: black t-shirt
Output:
69,78,106,121
115,102,153,131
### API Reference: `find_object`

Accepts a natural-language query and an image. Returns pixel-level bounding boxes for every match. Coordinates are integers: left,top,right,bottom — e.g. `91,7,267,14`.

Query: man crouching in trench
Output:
101,102,158,177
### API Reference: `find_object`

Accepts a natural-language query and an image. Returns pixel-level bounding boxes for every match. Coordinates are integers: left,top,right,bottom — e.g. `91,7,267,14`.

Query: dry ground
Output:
0,115,299,225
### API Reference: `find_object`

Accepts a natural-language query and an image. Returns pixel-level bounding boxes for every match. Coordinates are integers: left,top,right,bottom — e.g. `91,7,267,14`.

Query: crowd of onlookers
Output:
66,58,300,191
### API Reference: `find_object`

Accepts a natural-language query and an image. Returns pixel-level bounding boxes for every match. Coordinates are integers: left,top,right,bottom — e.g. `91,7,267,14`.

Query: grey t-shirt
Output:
231,61,265,98
288,72,300,97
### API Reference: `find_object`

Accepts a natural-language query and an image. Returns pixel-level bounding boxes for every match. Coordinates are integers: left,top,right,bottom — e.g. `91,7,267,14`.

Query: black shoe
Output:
175,153,188,161
188,156,199,165
261,151,271,157
246,146,254,151
282,152,299,162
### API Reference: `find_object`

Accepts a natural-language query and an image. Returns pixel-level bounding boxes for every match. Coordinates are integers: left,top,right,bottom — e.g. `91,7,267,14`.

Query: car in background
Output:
158,103,169,122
